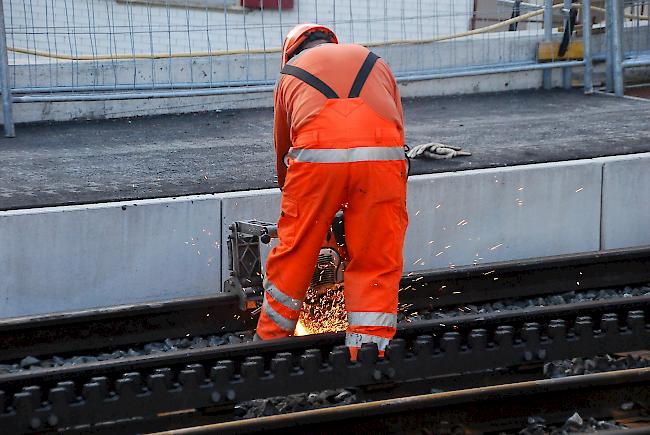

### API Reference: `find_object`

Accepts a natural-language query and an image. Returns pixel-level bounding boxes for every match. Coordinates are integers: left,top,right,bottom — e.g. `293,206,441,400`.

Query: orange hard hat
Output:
281,23,338,66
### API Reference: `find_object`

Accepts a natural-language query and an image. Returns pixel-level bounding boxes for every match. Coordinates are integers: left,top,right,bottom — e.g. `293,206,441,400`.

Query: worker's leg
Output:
343,160,408,360
256,162,347,339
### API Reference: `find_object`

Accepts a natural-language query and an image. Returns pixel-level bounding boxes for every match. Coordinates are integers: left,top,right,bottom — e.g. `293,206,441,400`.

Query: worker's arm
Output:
375,58,405,145
273,81,292,189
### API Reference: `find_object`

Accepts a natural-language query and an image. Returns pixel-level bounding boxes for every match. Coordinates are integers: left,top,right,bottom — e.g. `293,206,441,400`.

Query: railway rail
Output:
2,302,649,433
2,246,649,362
1,246,649,433
158,368,650,435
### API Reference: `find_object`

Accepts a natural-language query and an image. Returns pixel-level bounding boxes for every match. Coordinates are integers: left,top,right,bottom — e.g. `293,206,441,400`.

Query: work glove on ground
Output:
406,142,472,160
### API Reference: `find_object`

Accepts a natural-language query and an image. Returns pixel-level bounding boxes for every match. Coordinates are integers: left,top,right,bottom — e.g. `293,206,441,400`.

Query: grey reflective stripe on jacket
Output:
288,146,405,163
347,311,397,328
262,299,297,332
345,332,391,350
264,277,302,311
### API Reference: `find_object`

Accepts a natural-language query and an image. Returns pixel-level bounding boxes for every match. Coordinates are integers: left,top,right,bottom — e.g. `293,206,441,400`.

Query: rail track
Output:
1,247,649,433
3,246,649,362
158,368,650,434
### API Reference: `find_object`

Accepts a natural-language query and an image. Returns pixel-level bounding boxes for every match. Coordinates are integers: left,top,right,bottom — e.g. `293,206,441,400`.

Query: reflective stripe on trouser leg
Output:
261,298,297,332
288,147,405,163
347,312,397,328
345,332,391,351
264,277,302,311
258,163,351,339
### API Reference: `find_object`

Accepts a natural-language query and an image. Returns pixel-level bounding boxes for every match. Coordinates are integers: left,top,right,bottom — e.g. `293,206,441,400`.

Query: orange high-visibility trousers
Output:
256,157,408,359
257,46,407,360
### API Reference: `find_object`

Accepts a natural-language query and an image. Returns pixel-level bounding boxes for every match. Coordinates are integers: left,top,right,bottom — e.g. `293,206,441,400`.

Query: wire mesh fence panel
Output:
0,0,595,100
621,0,650,66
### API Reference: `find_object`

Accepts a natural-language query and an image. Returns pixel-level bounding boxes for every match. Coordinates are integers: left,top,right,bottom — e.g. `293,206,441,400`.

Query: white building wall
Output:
4,0,473,64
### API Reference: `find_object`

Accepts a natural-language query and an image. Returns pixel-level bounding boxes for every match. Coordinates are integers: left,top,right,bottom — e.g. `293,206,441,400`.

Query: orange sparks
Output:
294,320,310,336
294,284,348,336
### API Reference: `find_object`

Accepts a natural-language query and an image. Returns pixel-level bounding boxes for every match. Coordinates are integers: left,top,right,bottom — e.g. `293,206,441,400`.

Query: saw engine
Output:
225,211,348,311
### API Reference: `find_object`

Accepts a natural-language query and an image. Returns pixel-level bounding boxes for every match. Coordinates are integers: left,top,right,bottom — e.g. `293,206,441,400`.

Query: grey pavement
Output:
1,89,649,210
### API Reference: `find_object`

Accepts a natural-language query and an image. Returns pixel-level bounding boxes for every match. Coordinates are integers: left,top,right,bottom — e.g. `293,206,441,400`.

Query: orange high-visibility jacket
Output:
273,43,405,188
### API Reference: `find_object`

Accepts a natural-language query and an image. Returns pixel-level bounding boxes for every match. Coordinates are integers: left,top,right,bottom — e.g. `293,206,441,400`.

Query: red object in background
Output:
242,0,294,9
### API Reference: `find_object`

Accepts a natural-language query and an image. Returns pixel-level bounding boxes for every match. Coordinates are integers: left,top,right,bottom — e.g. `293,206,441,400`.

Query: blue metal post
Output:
611,0,625,96
0,0,15,138
583,0,594,93
605,0,614,91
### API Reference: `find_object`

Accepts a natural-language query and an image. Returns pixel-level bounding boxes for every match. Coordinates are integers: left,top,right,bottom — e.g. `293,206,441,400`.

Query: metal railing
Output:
605,0,650,95
0,0,647,137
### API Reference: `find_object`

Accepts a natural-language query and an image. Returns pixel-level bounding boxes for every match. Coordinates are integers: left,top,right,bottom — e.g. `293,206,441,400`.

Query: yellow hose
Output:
368,3,567,47
590,5,649,21
8,45,279,61
7,3,647,61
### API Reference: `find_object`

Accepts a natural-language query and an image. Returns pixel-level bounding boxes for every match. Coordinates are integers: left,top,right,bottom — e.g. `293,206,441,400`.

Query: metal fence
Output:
606,0,650,94
0,0,648,137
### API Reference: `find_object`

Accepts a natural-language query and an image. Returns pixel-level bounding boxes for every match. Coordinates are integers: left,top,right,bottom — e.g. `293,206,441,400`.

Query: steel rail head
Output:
163,367,650,435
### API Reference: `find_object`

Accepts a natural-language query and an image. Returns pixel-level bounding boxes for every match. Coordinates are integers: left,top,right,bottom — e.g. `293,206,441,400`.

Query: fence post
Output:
583,0,594,93
562,0,573,89
605,0,614,91
0,0,15,138
610,0,625,96
543,0,554,89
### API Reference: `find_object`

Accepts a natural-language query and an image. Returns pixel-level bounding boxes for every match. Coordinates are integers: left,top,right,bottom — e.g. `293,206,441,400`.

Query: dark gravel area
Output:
2,89,650,210
233,369,646,423
225,355,648,422
2,283,649,374
0,331,254,374
235,393,634,433
399,284,650,323
544,354,650,379
234,389,358,419
515,413,628,435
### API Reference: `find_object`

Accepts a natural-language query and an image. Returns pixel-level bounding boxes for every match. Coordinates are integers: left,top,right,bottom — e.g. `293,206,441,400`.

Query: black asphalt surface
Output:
1,89,649,210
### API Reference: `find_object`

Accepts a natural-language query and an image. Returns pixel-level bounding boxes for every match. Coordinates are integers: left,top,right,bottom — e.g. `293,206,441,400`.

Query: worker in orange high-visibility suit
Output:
255,23,408,361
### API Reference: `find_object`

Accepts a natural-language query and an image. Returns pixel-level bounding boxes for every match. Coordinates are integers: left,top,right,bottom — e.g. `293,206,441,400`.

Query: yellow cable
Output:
8,45,280,60
7,3,647,61
368,3,566,47
590,5,649,21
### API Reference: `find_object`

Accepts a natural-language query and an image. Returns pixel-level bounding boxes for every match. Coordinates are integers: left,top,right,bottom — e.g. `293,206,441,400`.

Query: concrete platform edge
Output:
2,153,649,319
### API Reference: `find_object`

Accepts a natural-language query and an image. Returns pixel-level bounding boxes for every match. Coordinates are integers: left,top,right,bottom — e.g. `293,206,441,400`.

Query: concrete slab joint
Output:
599,153,650,250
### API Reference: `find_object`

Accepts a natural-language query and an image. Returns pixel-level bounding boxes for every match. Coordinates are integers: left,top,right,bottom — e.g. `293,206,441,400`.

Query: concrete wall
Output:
6,69,569,123
3,153,649,319
0,195,222,318
600,153,650,249
403,161,602,271
8,26,648,123
7,29,554,89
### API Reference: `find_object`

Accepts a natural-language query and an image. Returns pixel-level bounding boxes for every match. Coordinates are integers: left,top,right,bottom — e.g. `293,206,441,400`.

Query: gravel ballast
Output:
2,283,649,374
